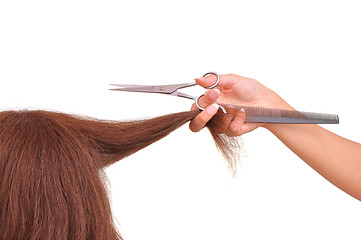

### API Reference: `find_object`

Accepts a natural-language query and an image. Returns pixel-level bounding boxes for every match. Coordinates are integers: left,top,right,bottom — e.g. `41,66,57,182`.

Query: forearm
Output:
265,122,361,201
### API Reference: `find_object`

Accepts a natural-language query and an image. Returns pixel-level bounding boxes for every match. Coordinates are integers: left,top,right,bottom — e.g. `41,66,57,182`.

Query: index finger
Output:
189,104,219,132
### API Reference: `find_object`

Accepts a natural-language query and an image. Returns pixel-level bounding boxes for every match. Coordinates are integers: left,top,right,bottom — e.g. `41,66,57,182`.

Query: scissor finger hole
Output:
195,94,227,114
195,94,206,111
202,72,220,89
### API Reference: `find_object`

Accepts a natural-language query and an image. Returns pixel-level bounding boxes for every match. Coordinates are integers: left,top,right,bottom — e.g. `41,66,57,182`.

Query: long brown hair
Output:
0,105,240,239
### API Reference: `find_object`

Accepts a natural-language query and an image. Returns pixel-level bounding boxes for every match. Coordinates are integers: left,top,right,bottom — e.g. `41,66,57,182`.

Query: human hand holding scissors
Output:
189,73,293,134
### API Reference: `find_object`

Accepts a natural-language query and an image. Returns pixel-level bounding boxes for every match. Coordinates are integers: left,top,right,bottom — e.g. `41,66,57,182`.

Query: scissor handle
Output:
202,72,220,89
195,72,226,113
195,94,226,114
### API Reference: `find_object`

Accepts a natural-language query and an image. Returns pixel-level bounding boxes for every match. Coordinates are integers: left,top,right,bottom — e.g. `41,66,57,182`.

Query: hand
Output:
189,73,293,136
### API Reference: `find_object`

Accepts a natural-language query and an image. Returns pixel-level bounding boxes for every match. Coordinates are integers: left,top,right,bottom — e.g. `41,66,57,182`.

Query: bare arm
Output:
266,120,361,200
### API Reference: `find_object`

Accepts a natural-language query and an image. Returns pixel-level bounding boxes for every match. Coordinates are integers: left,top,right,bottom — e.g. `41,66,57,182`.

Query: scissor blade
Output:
109,83,196,94
110,85,157,93
109,84,172,94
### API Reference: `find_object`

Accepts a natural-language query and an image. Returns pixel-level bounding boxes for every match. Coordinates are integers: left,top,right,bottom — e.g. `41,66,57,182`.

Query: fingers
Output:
189,89,220,132
189,93,260,135
189,104,219,132
190,89,220,111
191,72,263,136
225,108,246,137
222,108,261,137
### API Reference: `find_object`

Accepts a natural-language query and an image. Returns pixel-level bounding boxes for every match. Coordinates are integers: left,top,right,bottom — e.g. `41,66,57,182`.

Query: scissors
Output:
110,72,339,124
110,72,226,113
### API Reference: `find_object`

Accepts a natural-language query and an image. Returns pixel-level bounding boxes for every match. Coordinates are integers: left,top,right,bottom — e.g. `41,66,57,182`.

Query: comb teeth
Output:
220,104,339,124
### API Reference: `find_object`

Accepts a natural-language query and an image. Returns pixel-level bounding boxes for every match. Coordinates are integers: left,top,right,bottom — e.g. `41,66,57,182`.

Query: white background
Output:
1,1,360,239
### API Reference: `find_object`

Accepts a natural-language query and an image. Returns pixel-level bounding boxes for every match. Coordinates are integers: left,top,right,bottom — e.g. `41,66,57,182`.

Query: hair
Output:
0,104,242,240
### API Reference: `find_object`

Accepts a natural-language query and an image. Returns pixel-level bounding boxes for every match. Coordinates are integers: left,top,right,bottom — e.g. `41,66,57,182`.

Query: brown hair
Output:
0,105,240,239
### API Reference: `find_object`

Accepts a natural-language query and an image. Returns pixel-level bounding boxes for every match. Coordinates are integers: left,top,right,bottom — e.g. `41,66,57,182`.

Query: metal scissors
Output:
109,72,339,124
110,72,226,112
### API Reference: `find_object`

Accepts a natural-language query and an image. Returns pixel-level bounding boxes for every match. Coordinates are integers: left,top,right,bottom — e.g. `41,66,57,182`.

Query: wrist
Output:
261,90,295,132
264,89,294,110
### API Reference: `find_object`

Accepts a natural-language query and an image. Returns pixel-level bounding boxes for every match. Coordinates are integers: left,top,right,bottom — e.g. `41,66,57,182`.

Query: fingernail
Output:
206,104,219,115
194,77,205,81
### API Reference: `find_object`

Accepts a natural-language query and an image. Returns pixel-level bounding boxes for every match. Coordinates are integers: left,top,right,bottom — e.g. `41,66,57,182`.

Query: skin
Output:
190,74,361,201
